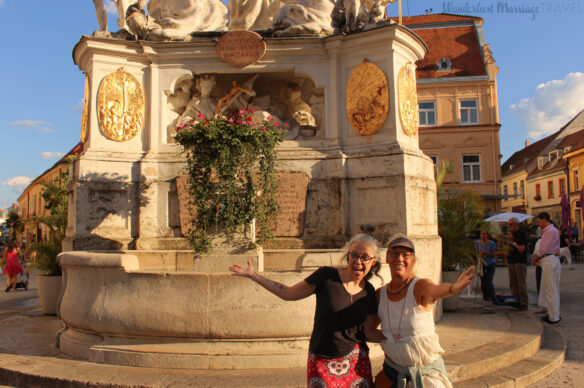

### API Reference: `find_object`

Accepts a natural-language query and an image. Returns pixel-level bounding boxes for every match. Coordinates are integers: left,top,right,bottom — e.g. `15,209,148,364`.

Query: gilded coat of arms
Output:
97,68,145,142
398,63,419,137
346,59,389,136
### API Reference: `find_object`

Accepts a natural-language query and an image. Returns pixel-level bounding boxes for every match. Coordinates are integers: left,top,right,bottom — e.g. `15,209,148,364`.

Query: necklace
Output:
386,281,411,341
387,276,413,295
343,281,361,304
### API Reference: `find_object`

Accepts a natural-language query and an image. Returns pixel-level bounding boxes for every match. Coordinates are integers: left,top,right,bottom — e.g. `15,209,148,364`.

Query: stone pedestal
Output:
59,24,439,369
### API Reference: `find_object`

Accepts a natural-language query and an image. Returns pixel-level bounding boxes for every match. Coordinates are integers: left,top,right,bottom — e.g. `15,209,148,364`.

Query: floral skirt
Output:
307,343,373,388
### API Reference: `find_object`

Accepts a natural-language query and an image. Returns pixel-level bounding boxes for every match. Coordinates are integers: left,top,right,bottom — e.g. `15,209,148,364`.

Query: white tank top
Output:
378,277,444,367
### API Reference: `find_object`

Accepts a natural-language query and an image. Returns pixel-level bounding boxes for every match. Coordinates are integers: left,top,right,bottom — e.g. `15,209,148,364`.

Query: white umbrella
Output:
484,212,533,223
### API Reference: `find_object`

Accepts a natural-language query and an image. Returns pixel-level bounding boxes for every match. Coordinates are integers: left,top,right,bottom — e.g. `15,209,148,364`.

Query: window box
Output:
534,195,542,201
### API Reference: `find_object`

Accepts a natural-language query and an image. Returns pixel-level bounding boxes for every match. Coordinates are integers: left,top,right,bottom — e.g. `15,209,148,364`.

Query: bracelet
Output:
449,283,459,295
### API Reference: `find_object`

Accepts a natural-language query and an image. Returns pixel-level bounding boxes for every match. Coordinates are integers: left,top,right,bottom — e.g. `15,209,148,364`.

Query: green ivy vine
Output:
174,109,285,253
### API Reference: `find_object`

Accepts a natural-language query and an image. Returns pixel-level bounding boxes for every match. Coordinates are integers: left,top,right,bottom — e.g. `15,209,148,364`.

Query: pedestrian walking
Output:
3,240,23,292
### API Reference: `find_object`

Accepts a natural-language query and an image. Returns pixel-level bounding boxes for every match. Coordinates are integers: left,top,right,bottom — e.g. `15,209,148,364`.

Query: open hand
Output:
229,259,256,278
453,266,475,293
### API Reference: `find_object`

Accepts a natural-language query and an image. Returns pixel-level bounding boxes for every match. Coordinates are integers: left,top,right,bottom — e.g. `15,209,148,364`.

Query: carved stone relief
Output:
97,68,145,142
165,72,323,142
80,75,89,143
398,62,418,137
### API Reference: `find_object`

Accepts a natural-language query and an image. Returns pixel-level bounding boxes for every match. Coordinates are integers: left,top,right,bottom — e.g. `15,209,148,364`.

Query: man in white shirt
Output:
533,212,561,324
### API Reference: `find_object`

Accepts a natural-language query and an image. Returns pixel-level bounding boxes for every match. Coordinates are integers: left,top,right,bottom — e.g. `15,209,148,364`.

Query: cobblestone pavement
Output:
462,262,583,387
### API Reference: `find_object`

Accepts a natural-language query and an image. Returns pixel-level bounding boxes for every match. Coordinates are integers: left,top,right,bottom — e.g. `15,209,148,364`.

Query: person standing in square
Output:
506,217,529,310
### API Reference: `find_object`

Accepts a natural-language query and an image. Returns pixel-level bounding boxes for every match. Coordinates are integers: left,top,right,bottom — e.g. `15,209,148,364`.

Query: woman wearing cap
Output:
230,233,383,388
375,234,475,387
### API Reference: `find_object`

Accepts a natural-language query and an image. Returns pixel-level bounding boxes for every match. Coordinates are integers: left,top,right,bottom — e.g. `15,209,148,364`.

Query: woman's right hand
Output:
229,259,256,279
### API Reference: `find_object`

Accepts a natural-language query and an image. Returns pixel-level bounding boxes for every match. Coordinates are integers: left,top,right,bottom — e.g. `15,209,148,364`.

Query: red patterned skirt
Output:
307,343,373,388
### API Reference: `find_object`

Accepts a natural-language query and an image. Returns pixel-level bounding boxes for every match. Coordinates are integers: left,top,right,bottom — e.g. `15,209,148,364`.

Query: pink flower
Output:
204,120,209,125
267,115,274,121
248,108,255,113
274,122,279,126
246,116,252,122
262,127,266,132
238,110,245,116
236,119,244,125
227,118,234,123
284,123,289,127
197,113,205,119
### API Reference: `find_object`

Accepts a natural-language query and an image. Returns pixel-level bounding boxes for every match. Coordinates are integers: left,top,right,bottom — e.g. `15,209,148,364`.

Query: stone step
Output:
446,312,543,383
453,323,566,388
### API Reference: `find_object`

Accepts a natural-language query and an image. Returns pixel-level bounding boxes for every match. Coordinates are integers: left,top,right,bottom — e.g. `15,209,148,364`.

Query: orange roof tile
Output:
402,13,483,25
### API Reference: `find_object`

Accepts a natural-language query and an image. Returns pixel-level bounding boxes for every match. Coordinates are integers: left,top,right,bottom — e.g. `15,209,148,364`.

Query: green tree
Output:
29,169,69,276
5,211,23,241
436,161,485,271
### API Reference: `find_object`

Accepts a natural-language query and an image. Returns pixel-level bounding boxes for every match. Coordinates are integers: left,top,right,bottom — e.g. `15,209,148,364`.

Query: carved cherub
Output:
215,75,258,115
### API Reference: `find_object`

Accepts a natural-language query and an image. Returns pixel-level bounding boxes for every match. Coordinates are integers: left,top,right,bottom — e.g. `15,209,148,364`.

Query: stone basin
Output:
57,250,385,369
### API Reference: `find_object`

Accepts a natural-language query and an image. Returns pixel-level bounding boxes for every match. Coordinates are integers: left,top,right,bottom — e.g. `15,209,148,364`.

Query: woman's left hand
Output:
452,266,476,294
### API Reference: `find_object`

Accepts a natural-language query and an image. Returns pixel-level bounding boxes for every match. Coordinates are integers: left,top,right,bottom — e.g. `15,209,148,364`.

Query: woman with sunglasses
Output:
229,233,383,388
375,234,475,387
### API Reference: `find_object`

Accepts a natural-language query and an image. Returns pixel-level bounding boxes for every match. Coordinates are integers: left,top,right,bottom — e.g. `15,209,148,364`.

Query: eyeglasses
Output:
388,250,414,259
348,252,375,262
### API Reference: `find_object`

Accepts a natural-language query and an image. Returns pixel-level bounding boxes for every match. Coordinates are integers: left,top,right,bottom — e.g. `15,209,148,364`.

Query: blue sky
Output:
0,0,582,209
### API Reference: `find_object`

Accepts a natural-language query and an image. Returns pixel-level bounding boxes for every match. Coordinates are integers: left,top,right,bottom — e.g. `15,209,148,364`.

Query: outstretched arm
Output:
364,313,384,343
414,266,475,308
229,259,315,301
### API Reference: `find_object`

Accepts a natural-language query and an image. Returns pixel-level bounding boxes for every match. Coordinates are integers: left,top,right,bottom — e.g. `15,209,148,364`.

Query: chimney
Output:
525,139,531,147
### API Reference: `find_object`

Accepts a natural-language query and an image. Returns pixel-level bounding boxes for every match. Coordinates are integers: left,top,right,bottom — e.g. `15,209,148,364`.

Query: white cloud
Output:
105,0,118,15
2,176,32,193
0,0,5,6
41,152,64,160
510,72,584,139
9,120,55,133
73,98,84,111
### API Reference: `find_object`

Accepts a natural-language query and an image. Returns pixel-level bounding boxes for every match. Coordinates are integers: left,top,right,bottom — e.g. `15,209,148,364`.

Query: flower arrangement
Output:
174,109,286,253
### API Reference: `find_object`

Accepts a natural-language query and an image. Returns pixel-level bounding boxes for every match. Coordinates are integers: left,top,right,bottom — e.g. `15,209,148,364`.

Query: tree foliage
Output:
436,161,485,271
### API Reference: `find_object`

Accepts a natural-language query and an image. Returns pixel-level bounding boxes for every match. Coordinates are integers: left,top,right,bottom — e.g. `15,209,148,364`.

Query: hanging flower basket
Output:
174,109,286,253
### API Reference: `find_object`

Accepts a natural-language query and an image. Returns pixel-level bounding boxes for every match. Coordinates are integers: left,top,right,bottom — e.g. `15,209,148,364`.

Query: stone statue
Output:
176,75,218,125
215,75,258,115
285,83,316,127
228,0,284,31
145,0,229,41
271,0,335,37
332,0,384,33
114,0,137,31
93,0,108,31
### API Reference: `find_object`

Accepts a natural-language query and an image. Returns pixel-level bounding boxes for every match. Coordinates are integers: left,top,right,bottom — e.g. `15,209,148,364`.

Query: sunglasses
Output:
388,250,414,259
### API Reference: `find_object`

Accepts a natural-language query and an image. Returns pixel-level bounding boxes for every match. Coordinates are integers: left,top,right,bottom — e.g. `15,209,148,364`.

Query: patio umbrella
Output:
560,193,570,230
484,212,533,223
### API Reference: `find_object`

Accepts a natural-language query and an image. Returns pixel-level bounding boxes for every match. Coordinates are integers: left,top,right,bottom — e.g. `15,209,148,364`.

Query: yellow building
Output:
404,14,501,213
563,133,584,239
501,110,584,226
17,143,82,245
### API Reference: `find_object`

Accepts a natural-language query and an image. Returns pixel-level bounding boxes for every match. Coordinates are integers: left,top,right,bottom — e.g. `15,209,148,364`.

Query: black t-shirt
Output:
304,266,377,358
508,229,528,264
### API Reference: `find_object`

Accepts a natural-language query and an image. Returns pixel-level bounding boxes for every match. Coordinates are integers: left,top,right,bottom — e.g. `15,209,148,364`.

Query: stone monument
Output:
59,3,437,369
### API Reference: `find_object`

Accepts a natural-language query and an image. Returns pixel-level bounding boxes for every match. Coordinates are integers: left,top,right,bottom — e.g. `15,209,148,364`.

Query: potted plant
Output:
174,109,285,253
436,161,485,310
29,169,69,315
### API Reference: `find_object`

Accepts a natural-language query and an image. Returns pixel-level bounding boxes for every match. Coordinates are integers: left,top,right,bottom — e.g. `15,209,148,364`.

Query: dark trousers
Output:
536,265,542,294
481,263,497,302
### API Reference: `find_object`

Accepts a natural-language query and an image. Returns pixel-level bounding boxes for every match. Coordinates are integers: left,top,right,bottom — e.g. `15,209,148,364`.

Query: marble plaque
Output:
216,31,266,67
272,172,309,237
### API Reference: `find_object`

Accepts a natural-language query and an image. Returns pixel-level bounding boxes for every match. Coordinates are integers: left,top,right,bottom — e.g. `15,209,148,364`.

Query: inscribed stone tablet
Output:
216,31,266,68
272,172,310,237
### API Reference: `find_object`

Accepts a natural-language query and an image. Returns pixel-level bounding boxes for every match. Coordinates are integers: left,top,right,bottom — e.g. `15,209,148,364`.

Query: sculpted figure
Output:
177,75,218,125
215,75,258,115
271,0,335,37
228,0,284,30
93,0,108,31
146,0,228,41
285,83,316,127
332,0,384,33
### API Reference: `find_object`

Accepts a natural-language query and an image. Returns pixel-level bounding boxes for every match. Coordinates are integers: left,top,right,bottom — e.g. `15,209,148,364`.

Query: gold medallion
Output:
80,75,89,143
346,59,389,136
97,68,145,142
398,63,418,137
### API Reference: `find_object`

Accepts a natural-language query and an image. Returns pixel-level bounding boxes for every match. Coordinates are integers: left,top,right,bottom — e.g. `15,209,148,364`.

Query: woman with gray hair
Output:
230,233,383,387
374,234,475,387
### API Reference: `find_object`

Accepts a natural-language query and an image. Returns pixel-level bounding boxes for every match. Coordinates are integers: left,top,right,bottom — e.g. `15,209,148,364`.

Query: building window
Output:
575,170,580,191
559,178,566,196
429,156,437,164
520,181,525,196
547,180,554,198
462,154,481,182
513,182,517,196
535,183,541,199
503,185,508,200
460,100,478,125
419,102,436,126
